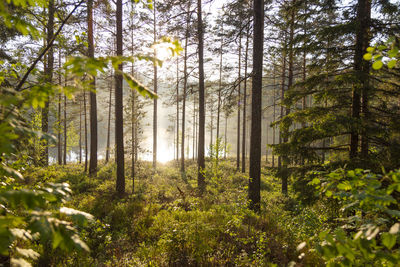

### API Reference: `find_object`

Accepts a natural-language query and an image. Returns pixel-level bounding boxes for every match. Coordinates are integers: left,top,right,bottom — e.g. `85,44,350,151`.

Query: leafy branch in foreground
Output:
0,182,93,266
296,169,400,266
364,36,399,70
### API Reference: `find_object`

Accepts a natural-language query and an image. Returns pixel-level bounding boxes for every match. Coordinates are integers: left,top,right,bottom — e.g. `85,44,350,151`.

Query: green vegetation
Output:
1,0,400,265
5,161,396,266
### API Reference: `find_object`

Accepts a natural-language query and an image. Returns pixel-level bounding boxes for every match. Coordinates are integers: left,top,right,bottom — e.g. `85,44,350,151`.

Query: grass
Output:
23,158,324,266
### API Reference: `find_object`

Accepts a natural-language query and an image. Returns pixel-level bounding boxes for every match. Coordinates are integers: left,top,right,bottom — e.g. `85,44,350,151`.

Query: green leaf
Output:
366,47,375,53
310,178,320,185
372,61,383,70
60,207,93,226
386,209,400,218
387,60,397,69
378,45,386,51
337,181,352,191
381,232,396,249
388,47,398,58
122,72,158,99
363,53,372,61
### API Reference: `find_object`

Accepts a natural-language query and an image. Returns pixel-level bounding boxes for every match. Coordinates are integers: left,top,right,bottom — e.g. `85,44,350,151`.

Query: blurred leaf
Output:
122,72,158,99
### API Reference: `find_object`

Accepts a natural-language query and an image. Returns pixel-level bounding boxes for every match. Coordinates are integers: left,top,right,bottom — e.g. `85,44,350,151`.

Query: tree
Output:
88,0,98,176
115,0,125,197
248,0,264,211
41,0,55,166
197,0,205,193
153,0,158,169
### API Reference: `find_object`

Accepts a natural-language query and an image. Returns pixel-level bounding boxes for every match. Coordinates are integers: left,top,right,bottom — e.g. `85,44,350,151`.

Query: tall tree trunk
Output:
181,0,190,173
106,72,112,163
210,109,213,147
63,72,67,165
236,33,242,171
242,27,249,173
224,115,228,159
216,23,223,147
197,0,206,193
115,0,125,197
79,91,82,164
249,0,264,212
57,49,62,165
278,35,286,171
84,91,88,171
176,57,179,163
153,1,158,169
41,0,54,166
281,0,296,195
88,0,98,176
131,84,135,193
131,7,135,193
359,0,371,163
272,66,276,168
193,96,196,160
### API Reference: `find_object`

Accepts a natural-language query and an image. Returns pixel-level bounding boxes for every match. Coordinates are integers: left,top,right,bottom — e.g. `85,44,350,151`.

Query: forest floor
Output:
23,159,326,266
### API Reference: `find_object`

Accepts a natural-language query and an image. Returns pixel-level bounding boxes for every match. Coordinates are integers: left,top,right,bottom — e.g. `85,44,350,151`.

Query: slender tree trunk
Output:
216,23,223,148
193,96,196,160
281,0,296,195
57,49,62,165
272,67,276,168
210,109,213,147
63,73,67,165
84,91,88,171
242,27,249,173
131,84,135,193
197,0,206,193
176,57,179,162
300,15,307,165
181,0,190,173
153,1,158,169
79,91,82,164
359,0,371,163
41,0,54,166
115,0,125,197
131,8,136,193
106,72,112,163
236,33,242,171
88,0,98,176
224,115,228,159
249,0,264,212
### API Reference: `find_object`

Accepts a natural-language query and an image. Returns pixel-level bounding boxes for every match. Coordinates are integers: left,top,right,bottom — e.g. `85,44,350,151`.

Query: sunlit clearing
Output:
158,139,174,163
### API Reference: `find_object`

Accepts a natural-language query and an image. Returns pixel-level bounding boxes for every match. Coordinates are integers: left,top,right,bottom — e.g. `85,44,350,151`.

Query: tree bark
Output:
106,72,112,163
176,57,179,162
236,33,242,171
216,23,223,148
153,1,158,169
181,0,190,173
88,0,98,176
63,71,67,165
242,27,249,173
79,90,82,164
57,49,62,165
84,91,88,171
115,0,125,197
249,0,264,212
41,0,54,166
197,0,206,193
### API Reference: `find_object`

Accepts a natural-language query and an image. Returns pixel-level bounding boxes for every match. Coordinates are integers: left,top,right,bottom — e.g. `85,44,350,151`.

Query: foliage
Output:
297,169,400,266
364,36,399,69
0,180,93,266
